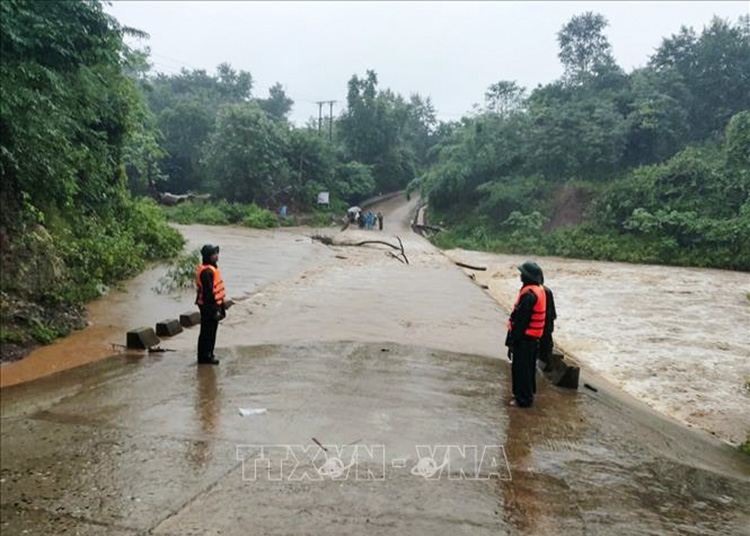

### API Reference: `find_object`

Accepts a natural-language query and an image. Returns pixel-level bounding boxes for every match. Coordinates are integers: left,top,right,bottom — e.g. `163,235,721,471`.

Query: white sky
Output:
106,1,750,124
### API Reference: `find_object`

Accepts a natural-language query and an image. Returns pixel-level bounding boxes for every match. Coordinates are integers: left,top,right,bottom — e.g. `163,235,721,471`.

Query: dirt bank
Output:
444,249,750,446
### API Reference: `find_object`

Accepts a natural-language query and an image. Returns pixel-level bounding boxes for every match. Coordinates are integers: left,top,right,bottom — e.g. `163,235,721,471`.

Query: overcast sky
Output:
106,1,749,124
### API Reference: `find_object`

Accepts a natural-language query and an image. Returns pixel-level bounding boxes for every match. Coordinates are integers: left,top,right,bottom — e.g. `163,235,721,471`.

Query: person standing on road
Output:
377,212,384,231
505,261,546,408
195,244,226,365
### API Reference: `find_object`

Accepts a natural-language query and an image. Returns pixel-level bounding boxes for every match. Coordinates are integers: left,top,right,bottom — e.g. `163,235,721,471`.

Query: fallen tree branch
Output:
395,236,409,265
352,240,401,250
388,251,406,264
311,234,410,265
455,261,487,271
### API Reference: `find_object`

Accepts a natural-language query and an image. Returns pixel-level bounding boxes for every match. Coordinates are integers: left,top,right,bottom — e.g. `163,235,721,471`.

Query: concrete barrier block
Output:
126,327,160,350
179,310,201,327
542,352,580,389
155,318,183,337
557,366,580,389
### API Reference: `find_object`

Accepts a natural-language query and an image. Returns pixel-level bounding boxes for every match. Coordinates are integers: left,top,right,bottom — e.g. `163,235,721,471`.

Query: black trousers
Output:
197,306,219,362
511,337,538,407
539,333,554,365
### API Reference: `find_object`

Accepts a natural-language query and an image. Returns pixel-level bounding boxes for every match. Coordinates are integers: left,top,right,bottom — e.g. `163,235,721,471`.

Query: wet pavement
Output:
2,195,750,534
2,342,749,535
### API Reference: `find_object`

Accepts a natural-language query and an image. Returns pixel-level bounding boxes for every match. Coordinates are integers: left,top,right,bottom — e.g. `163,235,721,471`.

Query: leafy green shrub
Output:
127,198,184,260
29,323,57,345
165,201,230,225
154,249,200,294
0,328,26,344
310,212,336,228
164,200,279,228
241,205,279,229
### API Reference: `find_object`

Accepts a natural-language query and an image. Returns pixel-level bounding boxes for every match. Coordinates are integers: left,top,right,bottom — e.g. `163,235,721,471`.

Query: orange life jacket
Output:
195,264,226,305
507,284,547,338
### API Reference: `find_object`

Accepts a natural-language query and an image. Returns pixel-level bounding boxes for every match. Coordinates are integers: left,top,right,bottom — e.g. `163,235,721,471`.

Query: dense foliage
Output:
138,63,437,212
423,14,750,270
1,3,747,356
0,0,182,352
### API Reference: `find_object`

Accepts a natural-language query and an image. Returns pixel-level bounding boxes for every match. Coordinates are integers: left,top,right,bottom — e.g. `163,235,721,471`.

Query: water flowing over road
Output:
1,195,749,535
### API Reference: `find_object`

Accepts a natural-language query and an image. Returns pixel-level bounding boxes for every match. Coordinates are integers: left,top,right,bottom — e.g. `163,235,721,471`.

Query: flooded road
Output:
0,226,330,387
444,249,750,446
2,195,749,535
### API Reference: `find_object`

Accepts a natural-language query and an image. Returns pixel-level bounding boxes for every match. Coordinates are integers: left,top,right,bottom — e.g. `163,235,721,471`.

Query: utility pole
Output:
315,100,336,139
316,101,324,135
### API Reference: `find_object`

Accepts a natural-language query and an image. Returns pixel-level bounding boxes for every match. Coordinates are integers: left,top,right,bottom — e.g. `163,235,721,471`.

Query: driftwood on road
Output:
312,235,410,265
455,261,487,271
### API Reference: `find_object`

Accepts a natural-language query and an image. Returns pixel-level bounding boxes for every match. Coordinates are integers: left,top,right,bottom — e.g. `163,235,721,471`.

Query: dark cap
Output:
518,261,543,284
201,244,220,262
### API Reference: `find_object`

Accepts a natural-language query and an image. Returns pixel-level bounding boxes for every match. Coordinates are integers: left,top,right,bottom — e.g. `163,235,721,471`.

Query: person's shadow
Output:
499,376,584,533
186,366,221,468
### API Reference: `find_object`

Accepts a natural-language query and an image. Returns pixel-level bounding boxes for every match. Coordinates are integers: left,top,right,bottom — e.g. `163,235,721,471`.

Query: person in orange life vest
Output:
196,244,226,365
505,261,546,408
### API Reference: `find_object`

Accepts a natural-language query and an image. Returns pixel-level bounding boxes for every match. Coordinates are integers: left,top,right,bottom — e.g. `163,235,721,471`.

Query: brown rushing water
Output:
444,249,750,446
1,195,749,535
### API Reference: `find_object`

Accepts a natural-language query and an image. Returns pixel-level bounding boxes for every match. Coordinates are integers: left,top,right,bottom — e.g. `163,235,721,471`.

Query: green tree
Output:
284,128,334,206
144,63,253,193
0,0,182,327
258,82,294,121
339,70,418,192
157,102,213,193
202,103,290,204
484,81,526,116
650,16,750,139
334,162,376,203
557,12,618,85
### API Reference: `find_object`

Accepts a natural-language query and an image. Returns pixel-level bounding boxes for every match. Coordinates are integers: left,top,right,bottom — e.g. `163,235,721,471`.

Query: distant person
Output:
195,244,226,365
358,212,366,229
505,261,546,408
377,212,384,231
366,211,375,230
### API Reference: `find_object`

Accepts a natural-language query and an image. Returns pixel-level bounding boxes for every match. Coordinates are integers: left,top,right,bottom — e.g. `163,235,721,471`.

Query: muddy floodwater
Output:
444,249,750,446
2,195,749,534
0,225,329,387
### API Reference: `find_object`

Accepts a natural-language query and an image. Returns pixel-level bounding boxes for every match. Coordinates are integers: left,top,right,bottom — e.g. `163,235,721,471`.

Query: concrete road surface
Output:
1,195,749,535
